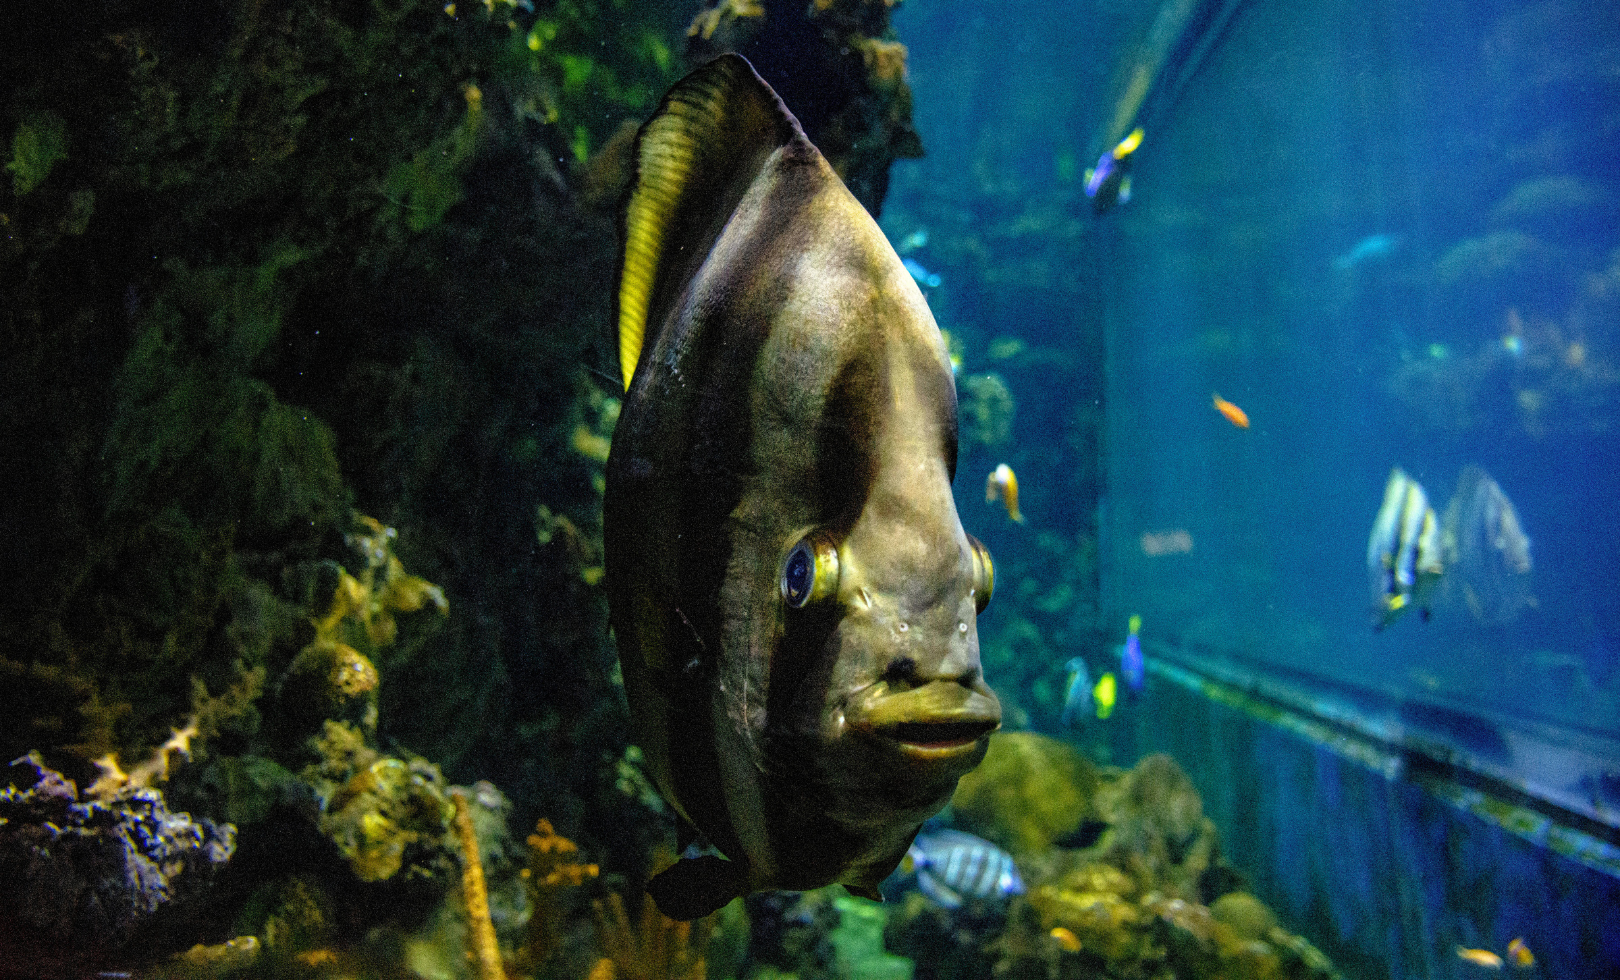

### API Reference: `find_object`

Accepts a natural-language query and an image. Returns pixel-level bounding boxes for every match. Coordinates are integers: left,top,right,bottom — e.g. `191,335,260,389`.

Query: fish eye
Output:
780,532,840,609
968,535,994,612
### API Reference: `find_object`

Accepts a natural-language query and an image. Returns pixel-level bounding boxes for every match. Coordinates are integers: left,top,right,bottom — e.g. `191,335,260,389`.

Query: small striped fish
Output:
906,828,1024,908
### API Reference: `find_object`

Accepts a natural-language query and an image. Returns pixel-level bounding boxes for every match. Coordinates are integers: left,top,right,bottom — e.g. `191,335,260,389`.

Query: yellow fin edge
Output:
618,108,698,390
617,57,782,392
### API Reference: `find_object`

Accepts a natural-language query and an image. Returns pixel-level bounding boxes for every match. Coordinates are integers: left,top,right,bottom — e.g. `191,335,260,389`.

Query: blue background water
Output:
881,0,1620,742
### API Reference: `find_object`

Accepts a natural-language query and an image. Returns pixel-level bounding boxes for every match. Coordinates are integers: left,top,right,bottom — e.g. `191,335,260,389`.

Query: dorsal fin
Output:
616,54,803,390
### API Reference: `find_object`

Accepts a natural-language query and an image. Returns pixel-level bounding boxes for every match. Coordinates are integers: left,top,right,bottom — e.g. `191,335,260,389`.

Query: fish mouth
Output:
848,682,1001,761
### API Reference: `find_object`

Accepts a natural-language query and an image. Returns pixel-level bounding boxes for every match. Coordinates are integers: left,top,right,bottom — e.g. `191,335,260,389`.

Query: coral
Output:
949,750,1343,980
381,83,487,233
592,891,713,980
451,788,506,980
314,751,455,883
688,0,766,43
957,373,1015,448
298,718,463,889
537,504,606,586
950,732,1101,859
336,513,451,648
519,817,600,969
256,875,338,957
740,889,842,980
0,755,235,976
270,512,446,750
84,716,199,802
173,936,263,973
277,639,380,738
1094,754,1217,900
687,0,923,215
828,894,913,980
1209,891,1278,941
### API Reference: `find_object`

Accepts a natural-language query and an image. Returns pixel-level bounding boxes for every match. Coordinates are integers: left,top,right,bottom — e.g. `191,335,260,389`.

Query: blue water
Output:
882,0,1620,740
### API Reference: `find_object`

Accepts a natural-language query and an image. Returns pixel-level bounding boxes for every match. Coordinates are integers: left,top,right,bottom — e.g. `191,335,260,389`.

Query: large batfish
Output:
1440,465,1533,624
605,55,1001,920
1367,467,1443,630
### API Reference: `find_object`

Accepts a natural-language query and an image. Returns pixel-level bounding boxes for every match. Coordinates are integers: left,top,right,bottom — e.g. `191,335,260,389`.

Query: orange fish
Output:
986,463,1024,523
1050,926,1081,953
1506,938,1533,968
1456,947,1504,969
1213,393,1249,428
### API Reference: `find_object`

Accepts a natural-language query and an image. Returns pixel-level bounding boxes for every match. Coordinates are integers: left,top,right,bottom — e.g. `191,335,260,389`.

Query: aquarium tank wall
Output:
2,0,1616,978
887,0,1619,977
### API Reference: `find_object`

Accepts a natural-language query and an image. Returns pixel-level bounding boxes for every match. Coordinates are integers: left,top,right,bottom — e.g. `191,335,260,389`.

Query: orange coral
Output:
592,892,712,980
84,716,199,801
518,819,600,969
451,788,506,980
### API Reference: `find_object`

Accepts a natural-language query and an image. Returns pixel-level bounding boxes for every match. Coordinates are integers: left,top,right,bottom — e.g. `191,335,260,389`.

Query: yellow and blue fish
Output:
1084,127,1143,213
1121,614,1144,694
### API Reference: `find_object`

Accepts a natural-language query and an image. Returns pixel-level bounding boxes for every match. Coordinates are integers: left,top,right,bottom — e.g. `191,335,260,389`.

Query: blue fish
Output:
1332,233,1399,271
902,256,942,289
1084,128,1142,214
905,828,1024,908
1060,656,1093,727
1121,614,1144,694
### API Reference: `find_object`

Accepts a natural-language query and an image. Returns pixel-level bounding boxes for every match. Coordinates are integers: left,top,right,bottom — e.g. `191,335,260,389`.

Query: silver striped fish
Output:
905,828,1024,908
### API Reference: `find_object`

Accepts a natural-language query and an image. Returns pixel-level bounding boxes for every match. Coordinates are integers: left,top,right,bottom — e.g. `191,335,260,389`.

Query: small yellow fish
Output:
1093,672,1117,720
1506,938,1533,968
1456,947,1504,969
1050,926,1082,953
986,463,1024,523
1213,393,1250,428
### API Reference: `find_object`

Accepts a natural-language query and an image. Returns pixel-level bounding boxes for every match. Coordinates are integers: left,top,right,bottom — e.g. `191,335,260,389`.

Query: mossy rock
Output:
950,731,1099,859
1210,891,1278,942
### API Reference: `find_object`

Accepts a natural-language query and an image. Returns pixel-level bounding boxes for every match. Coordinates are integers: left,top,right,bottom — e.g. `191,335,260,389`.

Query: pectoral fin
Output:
646,854,746,921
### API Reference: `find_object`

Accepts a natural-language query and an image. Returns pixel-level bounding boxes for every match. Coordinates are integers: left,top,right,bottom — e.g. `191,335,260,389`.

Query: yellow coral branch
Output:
451,788,506,980
592,892,711,980
85,716,200,801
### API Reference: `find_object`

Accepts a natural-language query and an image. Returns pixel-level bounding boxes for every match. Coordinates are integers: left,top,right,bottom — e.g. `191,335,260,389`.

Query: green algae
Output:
6,112,67,195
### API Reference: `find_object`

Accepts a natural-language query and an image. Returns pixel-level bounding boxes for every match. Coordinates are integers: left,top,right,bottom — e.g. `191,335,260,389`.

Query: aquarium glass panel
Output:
1092,0,1620,740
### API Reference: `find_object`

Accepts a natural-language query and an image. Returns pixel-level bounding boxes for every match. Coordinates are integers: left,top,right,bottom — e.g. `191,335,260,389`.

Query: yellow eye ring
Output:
781,532,840,608
968,535,994,612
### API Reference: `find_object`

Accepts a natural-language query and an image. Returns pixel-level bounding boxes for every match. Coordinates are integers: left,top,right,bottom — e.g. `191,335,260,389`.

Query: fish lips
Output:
845,681,1001,767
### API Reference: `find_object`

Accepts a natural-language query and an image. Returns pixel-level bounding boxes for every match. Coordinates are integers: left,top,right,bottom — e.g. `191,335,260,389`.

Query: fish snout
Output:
847,677,1001,763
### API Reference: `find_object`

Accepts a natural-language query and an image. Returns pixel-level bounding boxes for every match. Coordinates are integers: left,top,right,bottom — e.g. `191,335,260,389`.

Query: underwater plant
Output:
592,891,715,980
6,112,68,195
